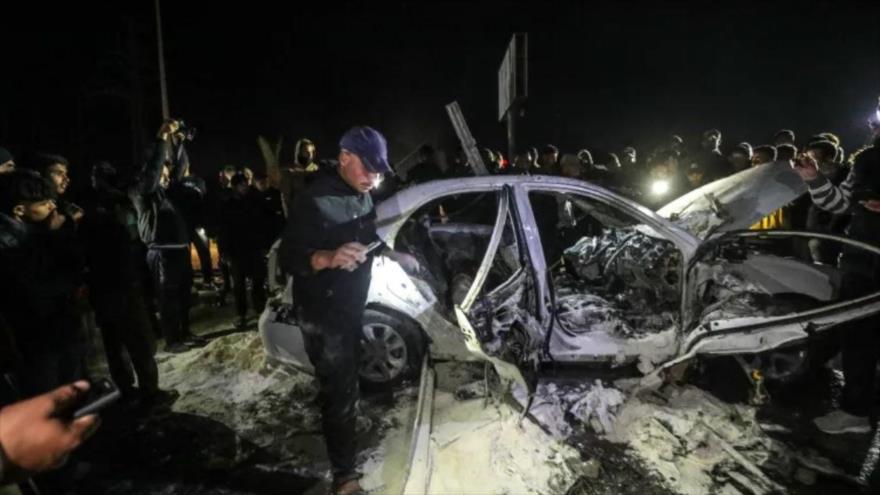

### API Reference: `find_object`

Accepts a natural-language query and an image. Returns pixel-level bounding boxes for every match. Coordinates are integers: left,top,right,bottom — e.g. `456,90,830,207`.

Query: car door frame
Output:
452,185,536,388
513,180,699,356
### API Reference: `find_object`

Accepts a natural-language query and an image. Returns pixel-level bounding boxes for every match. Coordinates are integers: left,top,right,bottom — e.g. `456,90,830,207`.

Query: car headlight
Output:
651,180,670,196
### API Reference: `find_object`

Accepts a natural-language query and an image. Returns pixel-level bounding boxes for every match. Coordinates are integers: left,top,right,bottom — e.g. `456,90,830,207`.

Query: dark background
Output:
2,1,878,182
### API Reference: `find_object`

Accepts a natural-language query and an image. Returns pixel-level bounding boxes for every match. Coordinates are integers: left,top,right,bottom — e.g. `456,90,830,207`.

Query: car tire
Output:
359,308,426,391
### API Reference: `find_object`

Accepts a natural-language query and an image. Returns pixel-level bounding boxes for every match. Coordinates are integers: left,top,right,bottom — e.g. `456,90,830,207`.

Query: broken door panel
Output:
680,230,880,361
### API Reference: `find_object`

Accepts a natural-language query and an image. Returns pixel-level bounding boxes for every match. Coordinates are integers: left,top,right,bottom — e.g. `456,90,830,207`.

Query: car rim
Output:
360,322,408,383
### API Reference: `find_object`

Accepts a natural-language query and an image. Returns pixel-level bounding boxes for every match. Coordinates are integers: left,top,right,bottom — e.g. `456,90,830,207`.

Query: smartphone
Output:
365,241,383,254
72,378,121,418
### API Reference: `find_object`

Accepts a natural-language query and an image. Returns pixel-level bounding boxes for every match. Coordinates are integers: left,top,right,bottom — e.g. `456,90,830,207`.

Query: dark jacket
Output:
219,188,269,258
258,186,286,246
128,139,190,248
279,167,380,325
0,213,84,353
80,186,144,291
697,149,733,183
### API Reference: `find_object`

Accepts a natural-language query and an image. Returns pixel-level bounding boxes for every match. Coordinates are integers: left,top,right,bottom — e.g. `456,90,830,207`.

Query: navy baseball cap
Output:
339,126,392,174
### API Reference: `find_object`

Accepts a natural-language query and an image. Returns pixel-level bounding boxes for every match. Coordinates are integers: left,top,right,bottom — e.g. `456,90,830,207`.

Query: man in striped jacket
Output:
793,109,880,434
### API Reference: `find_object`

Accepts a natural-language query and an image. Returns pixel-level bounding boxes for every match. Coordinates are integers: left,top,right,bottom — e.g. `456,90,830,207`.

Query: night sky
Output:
2,1,879,182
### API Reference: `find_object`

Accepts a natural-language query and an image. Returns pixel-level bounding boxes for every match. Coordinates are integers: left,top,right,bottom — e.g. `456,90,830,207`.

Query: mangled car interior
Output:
381,178,880,380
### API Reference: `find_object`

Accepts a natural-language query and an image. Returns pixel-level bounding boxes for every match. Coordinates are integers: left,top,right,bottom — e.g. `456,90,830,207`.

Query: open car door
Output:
662,229,880,371
452,186,544,391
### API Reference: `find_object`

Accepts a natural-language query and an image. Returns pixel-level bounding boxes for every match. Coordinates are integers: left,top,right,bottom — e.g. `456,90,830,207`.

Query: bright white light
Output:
372,175,384,189
651,180,670,196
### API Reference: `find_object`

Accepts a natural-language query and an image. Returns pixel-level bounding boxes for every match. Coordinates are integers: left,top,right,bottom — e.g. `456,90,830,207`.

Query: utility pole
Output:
155,0,170,120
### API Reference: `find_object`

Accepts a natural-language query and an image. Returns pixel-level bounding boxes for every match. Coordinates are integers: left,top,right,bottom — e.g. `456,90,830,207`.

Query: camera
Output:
177,120,198,142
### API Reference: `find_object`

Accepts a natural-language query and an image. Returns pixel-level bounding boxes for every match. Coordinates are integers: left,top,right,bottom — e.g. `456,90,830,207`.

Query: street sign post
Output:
498,33,528,161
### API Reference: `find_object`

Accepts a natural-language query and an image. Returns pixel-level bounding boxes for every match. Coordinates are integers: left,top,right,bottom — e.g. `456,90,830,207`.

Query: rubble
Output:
516,379,827,495
113,325,852,495
569,380,627,434
418,362,584,494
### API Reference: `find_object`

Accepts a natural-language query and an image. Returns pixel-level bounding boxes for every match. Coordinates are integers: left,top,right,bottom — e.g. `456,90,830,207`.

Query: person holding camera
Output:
792,99,880,434
129,120,198,353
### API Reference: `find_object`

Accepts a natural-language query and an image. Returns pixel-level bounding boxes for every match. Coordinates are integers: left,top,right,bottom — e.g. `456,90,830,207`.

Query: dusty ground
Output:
64,296,879,495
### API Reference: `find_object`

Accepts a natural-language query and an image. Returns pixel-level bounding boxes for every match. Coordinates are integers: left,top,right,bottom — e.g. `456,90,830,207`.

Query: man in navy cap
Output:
279,126,417,495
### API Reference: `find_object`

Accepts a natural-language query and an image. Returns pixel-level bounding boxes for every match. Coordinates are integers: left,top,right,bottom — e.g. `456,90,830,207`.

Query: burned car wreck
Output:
260,161,880,392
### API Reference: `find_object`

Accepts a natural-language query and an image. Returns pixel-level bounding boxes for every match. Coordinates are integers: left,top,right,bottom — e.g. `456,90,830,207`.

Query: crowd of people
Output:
1,104,880,493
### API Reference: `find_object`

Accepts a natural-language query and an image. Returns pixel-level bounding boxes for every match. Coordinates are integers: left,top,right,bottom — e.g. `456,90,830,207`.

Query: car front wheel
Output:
359,308,426,391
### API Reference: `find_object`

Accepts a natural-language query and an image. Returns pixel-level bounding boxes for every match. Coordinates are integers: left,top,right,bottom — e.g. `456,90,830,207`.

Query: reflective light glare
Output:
372,175,384,189
651,180,670,196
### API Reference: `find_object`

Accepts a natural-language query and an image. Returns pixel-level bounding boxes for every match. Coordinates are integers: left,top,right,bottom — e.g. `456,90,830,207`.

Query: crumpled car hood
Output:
657,161,806,239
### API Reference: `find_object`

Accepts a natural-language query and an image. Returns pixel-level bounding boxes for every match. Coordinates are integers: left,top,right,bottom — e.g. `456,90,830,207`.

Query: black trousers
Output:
218,245,232,303
192,231,214,284
230,251,267,319
92,286,158,394
840,273,880,416
146,248,193,345
300,311,361,482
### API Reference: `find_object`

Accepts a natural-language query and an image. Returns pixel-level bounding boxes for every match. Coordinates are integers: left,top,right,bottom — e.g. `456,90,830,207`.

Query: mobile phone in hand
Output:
72,378,121,418
365,241,383,255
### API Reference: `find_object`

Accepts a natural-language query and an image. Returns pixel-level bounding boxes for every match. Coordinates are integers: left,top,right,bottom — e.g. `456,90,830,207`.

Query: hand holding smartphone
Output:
71,378,121,419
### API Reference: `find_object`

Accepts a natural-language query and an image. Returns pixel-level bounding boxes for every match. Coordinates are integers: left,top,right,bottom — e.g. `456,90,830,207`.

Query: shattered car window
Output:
395,191,500,310
529,191,682,338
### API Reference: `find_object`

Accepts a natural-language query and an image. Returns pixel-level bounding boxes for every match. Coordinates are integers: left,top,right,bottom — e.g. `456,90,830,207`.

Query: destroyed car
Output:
260,161,880,390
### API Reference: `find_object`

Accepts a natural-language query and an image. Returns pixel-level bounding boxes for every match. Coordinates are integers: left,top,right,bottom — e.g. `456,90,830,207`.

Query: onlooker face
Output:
339,150,379,193
728,152,750,170
298,144,316,166
561,162,580,178
806,148,838,175
0,160,14,174
46,163,70,195
649,163,671,179
220,168,235,187
159,164,172,189
15,199,56,223
513,154,531,171
752,150,774,167
806,148,829,165
702,135,720,151
254,177,269,192
687,171,704,188
774,133,795,146
539,152,558,168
